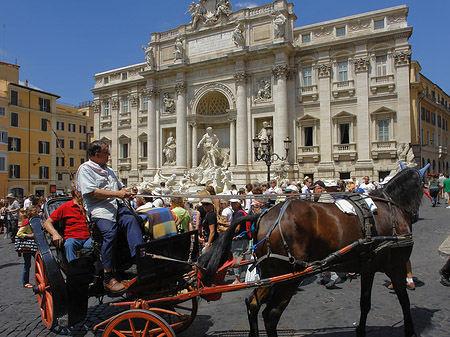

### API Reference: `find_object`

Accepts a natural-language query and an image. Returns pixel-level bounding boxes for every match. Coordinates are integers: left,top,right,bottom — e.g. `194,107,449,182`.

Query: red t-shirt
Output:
50,200,91,240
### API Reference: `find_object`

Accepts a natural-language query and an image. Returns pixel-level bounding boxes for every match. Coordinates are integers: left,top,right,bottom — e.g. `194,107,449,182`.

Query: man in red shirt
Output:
43,191,92,263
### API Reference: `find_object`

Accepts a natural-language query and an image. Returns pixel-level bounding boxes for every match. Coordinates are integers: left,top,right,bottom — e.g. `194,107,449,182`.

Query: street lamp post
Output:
252,125,292,184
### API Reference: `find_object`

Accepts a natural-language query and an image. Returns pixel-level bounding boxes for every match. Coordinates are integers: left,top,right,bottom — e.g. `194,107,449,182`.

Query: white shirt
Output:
359,182,375,194
23,198,32,210
301,185,312,201
76,160,123,222
221,206,233,223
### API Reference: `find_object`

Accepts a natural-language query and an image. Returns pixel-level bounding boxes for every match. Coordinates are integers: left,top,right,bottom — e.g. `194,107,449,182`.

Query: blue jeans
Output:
22,252,33,285
93,205,143,270
231,238,249,277
64,237,92,263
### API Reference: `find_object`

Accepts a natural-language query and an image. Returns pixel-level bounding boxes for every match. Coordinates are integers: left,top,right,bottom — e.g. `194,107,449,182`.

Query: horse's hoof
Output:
355,326,366,337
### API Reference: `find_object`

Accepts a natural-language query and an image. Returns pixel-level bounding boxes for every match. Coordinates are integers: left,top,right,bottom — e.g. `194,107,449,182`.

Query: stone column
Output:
191,122,198,168
272,65,290,156
353,57,371,162
187,123,192,169
110,95,119,171
234,72,249,166
175,81,187,168
129,91,139,178
317,63,333,164
229,118,236,166
393,50,412,143
146,88,158,170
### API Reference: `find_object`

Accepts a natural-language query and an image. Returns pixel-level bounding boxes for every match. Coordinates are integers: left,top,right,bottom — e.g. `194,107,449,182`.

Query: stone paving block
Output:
438,235,450,256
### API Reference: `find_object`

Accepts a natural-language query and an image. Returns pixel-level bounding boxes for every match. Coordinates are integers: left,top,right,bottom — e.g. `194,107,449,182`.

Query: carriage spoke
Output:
111,329,127,337
127,318,137,336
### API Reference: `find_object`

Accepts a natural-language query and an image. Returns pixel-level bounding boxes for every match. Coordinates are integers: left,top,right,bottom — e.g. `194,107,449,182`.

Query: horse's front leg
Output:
356,272,375,337
387,270,417,337
246,288,270,337
262,280,300,337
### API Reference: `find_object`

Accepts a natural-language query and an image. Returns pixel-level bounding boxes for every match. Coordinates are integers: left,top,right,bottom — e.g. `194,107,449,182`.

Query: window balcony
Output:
118,158,131,170
333,143,357,161
371,140,397,159
138,157,148,169
299,85,318,102
297,145,320,163
332,80,355,98
370,75,395,94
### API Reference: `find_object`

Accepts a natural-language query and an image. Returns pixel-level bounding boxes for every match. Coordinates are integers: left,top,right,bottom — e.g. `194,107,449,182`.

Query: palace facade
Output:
92,0,414,186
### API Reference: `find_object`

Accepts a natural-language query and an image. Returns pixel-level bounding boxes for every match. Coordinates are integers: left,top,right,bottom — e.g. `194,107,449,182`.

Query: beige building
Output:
92,0,414,185
410,61,450,174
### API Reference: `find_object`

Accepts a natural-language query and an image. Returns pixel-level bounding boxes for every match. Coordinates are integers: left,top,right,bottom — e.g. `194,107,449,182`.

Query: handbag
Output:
14,236,38,253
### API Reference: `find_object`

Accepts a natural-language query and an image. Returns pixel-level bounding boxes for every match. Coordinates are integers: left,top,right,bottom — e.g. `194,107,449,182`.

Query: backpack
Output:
235,209,251,239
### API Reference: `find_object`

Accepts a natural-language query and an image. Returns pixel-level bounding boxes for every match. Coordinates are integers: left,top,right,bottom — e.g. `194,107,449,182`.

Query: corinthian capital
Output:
111,98,119,109
352,57,370,73
234,72,250,83
93,101,101,113
175,81,187,94
144,88,159,98
130,94,138,107
272,65,290,80
317,63,332,78
393,50,412,67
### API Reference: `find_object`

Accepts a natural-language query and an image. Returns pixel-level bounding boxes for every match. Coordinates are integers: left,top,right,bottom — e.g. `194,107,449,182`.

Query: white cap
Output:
283,185,299,192
229,198,241,203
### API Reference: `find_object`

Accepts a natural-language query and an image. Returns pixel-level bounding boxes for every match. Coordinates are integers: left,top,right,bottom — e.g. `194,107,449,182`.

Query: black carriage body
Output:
136,230,199,285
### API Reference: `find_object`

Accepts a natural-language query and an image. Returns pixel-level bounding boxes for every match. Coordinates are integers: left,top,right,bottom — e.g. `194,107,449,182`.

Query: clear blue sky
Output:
1,0,449,106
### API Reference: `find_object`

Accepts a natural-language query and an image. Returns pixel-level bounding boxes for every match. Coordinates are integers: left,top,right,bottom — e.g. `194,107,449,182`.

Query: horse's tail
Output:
197,212,261,285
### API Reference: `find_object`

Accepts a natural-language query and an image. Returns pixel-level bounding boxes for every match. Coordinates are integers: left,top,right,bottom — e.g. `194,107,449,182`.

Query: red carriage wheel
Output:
34,251,56,329
162,298,198,334
103,309,175,337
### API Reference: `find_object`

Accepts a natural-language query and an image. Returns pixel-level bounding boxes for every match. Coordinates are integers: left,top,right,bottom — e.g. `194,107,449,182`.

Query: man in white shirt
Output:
301,178,313,201
266,180,282,205
359,176,375,194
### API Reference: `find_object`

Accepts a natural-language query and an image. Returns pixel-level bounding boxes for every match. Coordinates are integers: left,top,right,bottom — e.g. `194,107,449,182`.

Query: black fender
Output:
30,216,68,320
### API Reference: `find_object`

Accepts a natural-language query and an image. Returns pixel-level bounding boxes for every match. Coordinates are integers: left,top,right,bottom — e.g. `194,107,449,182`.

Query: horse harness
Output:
248,193,414,273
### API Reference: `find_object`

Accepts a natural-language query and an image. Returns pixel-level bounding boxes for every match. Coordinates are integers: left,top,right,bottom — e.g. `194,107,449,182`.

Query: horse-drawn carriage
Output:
31,196,203,336
30,165,427,337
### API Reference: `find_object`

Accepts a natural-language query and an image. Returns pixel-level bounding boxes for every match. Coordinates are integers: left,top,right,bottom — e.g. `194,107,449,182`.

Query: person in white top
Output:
23,195,32,210
351,176,360,189
300,178,313,201
359,176,375,194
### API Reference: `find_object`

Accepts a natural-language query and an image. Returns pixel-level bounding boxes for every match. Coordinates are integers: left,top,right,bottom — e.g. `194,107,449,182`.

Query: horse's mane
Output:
198,213,261,285
370,168,423,215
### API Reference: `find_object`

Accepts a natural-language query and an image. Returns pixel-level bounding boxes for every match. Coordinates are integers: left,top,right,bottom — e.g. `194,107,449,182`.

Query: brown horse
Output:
199,166,428,337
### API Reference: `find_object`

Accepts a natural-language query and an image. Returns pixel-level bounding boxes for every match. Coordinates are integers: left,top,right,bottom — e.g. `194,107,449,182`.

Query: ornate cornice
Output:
393,50,411,67
175,81,187,94
234,72,250,83
352,57,370,73
272,65,290,80
317,63,332,78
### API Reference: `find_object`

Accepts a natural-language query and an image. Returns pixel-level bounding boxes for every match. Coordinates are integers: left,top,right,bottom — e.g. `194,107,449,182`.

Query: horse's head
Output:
379,163,430,215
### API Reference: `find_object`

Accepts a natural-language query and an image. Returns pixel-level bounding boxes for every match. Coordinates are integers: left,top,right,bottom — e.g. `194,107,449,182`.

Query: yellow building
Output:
0,62,20,198
411,61,450,174
1,61,94,198
6,81,59,198
54,103,94,195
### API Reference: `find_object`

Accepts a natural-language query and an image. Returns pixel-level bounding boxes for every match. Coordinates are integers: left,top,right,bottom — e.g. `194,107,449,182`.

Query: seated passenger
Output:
43,190,92,263
76,140,144,294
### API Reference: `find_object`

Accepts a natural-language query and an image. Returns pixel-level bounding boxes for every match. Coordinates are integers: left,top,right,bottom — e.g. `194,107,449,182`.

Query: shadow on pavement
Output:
204,306,437,337
0,262,21,270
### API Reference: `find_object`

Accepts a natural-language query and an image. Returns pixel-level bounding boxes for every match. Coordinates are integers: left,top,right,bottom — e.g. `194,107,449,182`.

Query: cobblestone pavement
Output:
0,196,449,336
